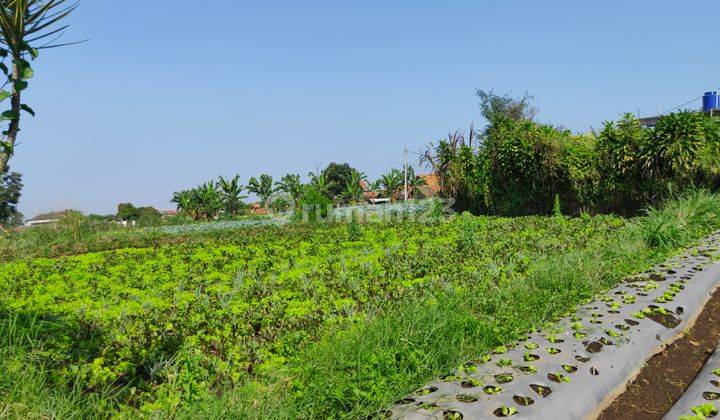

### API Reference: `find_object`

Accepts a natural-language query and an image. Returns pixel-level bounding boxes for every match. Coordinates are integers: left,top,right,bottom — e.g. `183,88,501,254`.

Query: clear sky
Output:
13,0,720,217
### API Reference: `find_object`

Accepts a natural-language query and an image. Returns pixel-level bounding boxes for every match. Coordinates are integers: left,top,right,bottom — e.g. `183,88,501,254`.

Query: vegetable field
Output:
2,192,720,418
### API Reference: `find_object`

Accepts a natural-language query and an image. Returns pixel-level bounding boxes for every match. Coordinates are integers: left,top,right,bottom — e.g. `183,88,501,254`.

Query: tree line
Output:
170,163,428,221
421,90,720,216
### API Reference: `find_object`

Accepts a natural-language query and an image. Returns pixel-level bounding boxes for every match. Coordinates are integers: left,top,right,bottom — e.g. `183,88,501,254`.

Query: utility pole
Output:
403,147,408,202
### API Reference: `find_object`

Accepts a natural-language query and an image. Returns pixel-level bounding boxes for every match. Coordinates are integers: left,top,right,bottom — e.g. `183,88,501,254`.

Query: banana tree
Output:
247,174,274,208
341,170,366,204
0,0,80,175
379,169,403,202
406,166,427,198
274,173,303,207
307,170,335,198
217,175,247,215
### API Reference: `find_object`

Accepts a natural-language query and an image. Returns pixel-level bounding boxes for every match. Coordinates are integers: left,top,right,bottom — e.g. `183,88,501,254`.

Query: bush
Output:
424,107,720,217
294,185,333,223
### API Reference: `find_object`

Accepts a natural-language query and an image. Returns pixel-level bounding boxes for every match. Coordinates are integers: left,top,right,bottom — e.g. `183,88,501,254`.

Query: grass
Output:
0,315,103,419
2,191,720,418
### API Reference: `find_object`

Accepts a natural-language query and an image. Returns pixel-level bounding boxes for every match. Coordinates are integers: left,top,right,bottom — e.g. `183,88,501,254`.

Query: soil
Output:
598,287,720,420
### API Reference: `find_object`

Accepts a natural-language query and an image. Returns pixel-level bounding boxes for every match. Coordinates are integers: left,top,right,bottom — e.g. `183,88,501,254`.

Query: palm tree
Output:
307,170,335,198
274,173,303,206
247,174,274,208
420,127,475,196
217,175,247,215
0,0,81,175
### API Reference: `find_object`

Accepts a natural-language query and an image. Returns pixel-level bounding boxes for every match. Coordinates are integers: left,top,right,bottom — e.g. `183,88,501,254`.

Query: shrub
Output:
294,185,333,223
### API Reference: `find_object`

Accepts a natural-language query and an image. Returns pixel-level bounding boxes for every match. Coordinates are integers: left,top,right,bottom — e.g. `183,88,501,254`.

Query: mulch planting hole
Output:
513,395,534,406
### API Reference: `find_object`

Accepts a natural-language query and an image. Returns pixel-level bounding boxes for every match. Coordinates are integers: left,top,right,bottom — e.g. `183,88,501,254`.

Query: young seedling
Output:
493,345,508,354
445,410,463,420
571,321,584,331
459,363,477,374
461,377,482,388
686,402,718,419
622,294,636,304
493,405,517,417
547,347,561,355
484,385,502,395
546,334,563,344
517,364,537,374
606,329,620,338
496,358,512,367
562,364,578,374
415,386,438,396
523,352,540,362
524,342,539,350
632,311,646,319
495,373,514,384
548,372,571,383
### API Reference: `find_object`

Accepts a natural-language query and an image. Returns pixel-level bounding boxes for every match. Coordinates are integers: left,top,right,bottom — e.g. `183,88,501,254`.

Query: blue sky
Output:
14,0,720,216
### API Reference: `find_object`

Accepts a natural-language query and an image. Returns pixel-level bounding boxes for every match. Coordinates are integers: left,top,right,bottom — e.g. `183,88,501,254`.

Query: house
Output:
24,210,69,227
415,173,442,198
249,202,268,215
160,209,178,218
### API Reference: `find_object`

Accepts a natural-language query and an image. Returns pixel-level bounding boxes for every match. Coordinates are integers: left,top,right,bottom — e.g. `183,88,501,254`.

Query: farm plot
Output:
2,194,720,418
389,234,720,419
0,216,626,414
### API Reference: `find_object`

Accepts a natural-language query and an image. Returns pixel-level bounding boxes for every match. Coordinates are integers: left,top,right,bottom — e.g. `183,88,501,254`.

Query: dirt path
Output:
598,287,720,420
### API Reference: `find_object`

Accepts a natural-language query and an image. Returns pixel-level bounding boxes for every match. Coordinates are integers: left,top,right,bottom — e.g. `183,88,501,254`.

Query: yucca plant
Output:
0,0,80,175
641,110,705,179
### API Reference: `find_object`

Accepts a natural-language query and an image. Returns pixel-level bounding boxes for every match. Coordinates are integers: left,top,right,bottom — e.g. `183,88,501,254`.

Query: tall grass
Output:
0,315,103,419
635,190,720,249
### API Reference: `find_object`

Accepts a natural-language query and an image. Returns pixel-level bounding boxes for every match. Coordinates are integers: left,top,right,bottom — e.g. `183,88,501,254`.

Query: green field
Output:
2,192,720,418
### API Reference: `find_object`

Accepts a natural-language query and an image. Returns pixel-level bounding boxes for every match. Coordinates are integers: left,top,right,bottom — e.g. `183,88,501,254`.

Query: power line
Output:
661,95,702,115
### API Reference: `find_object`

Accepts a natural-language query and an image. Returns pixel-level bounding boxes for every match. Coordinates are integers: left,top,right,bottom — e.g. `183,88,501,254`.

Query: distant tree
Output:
321,162,360,198
117,203,140,221
275,173,303,207
117,203,162,224
406,166,427,198
171,190,195,219
476,89,537,123
0,1,81,176
307,170,335,198
137,207,162,227
217,175,247,215
247,174,274,207
268,196,290,213
193,181,222,219
0,168,22,227
171,181,223,221
379,169,403,201
341,170,367,204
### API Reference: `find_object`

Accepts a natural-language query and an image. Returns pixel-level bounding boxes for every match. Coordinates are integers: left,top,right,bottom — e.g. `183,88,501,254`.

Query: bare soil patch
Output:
598,287,720,419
